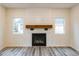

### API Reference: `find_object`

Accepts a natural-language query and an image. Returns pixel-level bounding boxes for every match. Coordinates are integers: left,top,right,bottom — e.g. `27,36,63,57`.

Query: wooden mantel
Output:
26,25,52,29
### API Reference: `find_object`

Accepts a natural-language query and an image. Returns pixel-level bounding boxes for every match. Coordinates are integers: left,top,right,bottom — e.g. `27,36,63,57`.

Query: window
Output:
12,18,24,34
55,18,65,34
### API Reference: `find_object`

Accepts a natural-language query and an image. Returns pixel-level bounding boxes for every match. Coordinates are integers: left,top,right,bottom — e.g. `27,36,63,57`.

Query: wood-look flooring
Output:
0,46,79,56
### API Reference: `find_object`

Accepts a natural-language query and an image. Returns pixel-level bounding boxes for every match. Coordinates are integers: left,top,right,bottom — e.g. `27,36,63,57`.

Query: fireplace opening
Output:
32,33,46,46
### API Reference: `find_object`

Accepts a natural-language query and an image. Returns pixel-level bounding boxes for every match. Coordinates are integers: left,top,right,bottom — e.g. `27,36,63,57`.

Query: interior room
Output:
0,3,79,56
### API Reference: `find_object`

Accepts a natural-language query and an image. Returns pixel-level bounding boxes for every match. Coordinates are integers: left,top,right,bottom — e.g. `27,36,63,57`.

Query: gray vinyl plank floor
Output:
0,46,79,56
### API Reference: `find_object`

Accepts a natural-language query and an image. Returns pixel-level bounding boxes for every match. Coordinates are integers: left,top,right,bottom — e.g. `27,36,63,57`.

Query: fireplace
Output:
32,33,46,46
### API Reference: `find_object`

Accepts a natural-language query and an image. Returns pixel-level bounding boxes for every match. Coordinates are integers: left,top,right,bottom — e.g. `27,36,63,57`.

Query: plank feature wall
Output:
5,8,71,47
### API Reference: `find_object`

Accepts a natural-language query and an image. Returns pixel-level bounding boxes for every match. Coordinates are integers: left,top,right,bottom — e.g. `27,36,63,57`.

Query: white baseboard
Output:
4,45,71,48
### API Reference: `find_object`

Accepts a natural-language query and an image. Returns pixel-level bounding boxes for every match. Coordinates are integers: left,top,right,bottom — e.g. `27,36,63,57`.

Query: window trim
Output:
54,17,65,35
12,17,24,35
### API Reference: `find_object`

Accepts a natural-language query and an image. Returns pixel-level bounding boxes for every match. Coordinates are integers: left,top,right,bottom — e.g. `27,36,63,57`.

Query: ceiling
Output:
0,3,78,8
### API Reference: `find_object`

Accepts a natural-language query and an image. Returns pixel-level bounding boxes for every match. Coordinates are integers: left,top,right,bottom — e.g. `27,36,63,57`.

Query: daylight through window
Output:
55,18,65,34
12,18,24,34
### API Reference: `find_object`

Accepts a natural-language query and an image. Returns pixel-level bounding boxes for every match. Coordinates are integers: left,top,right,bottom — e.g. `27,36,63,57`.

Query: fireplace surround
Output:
32,33,46,46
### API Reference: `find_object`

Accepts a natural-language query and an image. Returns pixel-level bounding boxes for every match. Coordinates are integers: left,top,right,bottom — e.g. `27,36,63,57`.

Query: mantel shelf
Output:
26,25,52,29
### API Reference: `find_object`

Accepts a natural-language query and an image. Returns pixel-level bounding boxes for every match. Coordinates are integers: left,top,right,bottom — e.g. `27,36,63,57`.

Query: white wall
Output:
71,5,79,51
0,6,5,50
4,8,71,47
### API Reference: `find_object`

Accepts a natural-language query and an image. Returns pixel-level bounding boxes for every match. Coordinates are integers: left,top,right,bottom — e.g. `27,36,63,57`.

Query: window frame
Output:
12,17,24,35
54,17,65,35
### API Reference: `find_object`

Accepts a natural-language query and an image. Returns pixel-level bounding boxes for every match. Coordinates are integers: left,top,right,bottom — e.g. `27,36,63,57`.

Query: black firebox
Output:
32,33,46,46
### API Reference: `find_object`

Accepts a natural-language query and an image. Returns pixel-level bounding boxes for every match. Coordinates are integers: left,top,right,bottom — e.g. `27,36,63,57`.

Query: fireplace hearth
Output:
32,33,46,46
